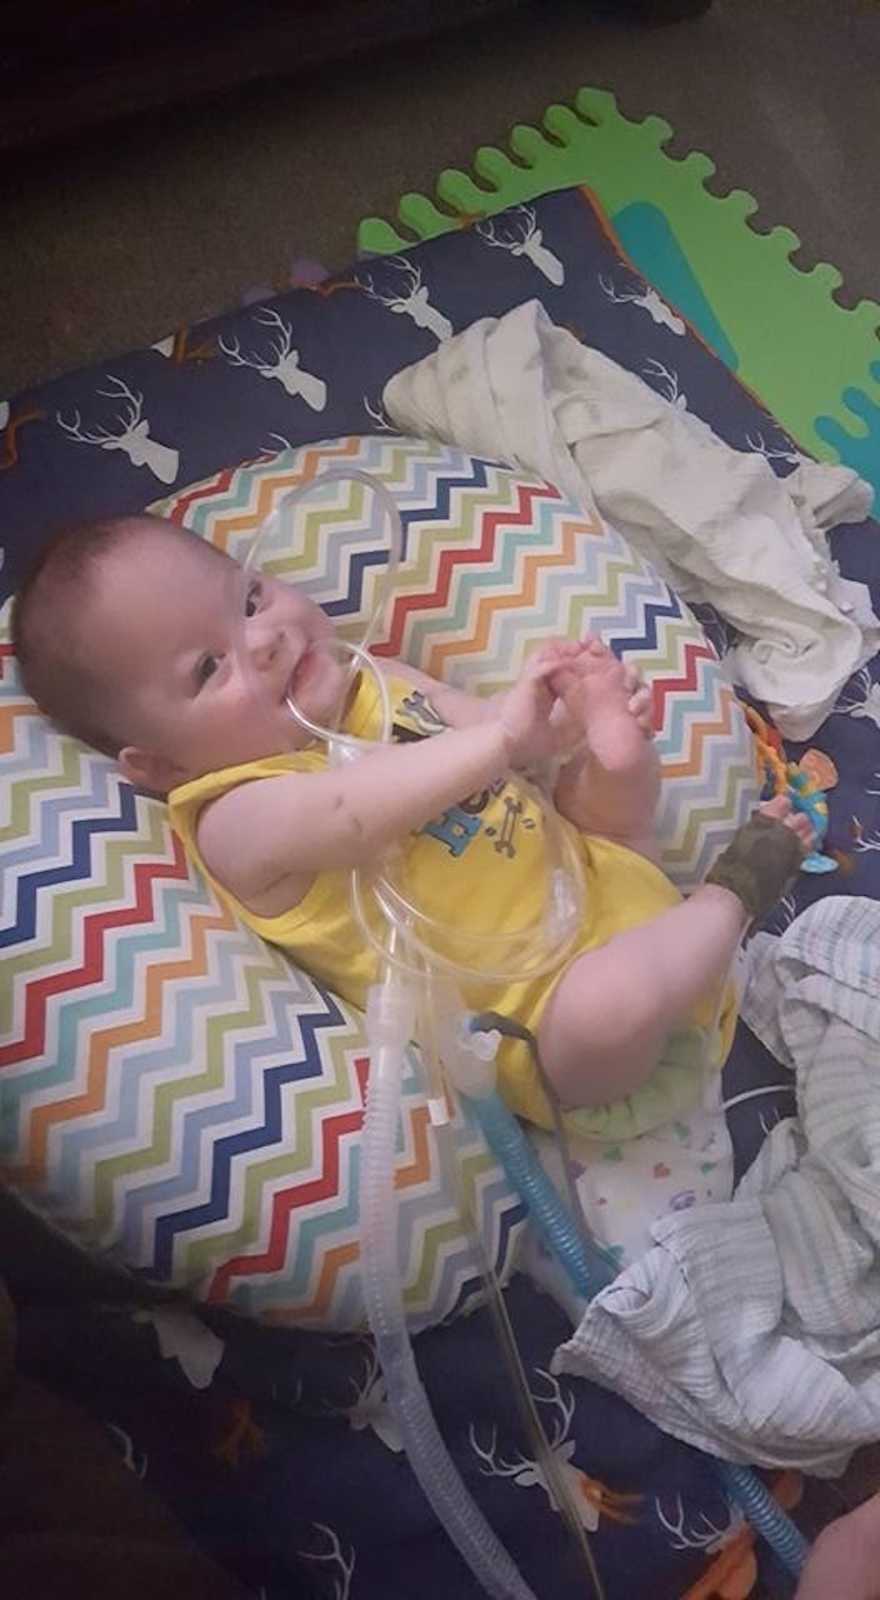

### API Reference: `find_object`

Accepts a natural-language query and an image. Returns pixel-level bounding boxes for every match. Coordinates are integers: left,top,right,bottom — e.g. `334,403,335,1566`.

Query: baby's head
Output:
13,513,343,794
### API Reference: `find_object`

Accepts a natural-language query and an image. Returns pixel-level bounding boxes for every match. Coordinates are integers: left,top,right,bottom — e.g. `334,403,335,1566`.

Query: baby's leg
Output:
537,798,811,1112
553,638,660,857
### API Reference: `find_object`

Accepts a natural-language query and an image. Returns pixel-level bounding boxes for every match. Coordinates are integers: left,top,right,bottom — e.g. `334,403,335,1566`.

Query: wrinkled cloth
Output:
552,897,880,1476
384,300,878,738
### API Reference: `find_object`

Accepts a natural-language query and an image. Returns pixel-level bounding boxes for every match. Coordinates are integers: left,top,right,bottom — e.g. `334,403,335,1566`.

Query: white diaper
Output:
520,1074,734,1321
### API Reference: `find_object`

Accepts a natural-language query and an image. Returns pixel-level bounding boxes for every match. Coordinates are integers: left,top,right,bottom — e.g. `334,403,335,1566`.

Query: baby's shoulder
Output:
193,761,318,911
195,752,313,831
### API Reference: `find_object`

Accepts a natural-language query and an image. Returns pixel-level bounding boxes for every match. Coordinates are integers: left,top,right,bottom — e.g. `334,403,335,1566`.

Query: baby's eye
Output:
244,581,262,618
196,653,220,687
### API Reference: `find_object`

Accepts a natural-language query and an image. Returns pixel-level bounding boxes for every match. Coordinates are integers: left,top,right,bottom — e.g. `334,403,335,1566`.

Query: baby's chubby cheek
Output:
310,603,335,643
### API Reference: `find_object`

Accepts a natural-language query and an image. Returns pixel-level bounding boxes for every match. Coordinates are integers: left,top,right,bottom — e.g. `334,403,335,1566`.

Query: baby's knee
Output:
536,999,661,1113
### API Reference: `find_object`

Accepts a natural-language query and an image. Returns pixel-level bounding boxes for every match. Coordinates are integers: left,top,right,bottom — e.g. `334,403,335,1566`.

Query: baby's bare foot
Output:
553,637,654,776
758,794,815,853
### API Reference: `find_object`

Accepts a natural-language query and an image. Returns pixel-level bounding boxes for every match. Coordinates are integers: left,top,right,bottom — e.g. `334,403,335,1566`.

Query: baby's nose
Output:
248,622,284,670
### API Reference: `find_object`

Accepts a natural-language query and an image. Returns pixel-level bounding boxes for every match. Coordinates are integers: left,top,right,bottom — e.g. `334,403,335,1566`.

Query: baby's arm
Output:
202,717,513,898
384,646,583,741
381,658,494,729
199,647,572,904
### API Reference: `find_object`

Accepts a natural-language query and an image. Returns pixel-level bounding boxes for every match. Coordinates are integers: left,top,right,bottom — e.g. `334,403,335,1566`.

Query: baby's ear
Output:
118,745,183,796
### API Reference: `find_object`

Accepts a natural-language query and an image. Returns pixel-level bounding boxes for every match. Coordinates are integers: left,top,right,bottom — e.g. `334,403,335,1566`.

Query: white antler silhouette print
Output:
57,376,179,484
642,357,687,409
655,1493,739,1554
257,430,294,460
853,817,880,854
767,892,799,935
299,1523,355,1600
106,1422,148,1480
359,257,453,343
362,394,396,432
477,206,565,285
745,429,809,468
470,1369,604,1529
220,308,327,411
598,274,685,335
325,1340,403,1453
832,667,880,730
641,357,717,445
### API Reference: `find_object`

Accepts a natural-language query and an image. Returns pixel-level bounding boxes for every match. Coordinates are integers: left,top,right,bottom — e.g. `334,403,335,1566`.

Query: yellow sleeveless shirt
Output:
169,671,737,1139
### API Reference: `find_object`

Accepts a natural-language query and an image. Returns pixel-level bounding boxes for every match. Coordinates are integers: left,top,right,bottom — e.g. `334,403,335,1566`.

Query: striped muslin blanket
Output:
554,895,880,1475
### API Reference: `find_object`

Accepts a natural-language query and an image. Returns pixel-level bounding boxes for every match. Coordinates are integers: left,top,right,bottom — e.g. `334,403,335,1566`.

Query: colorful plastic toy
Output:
745,707,838,875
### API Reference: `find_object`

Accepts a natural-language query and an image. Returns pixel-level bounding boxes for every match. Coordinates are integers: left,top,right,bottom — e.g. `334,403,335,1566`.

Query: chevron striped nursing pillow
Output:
0,436,757,1330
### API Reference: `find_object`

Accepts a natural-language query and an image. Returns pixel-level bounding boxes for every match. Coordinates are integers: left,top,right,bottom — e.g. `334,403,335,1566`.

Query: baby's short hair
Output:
12,513,191,758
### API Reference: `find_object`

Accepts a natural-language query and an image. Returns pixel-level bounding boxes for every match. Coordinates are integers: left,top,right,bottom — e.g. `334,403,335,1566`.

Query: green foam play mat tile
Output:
357,87,880,497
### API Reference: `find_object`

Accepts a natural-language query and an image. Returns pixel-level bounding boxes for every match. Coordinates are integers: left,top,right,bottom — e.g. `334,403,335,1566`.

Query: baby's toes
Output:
580,634,609,660
622,662,643,694
628,686,655,734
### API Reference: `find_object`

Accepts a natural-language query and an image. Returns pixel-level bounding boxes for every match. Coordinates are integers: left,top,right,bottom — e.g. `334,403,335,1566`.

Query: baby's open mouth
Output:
285,643,318,704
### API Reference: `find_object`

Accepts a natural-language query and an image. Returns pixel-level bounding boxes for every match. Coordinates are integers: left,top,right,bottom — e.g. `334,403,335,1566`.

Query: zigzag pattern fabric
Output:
1,436,756,1329
158,435,756,890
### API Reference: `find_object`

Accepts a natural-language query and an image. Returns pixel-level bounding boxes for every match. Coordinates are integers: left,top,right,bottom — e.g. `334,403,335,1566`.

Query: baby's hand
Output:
496,642,584,767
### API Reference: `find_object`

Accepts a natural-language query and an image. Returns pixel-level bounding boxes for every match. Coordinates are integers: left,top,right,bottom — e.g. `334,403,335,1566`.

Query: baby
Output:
13,514,810,1139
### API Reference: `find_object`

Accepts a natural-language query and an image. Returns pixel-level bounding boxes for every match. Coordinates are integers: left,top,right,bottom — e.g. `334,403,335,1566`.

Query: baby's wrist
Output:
492,716,520,769
483,689,509,724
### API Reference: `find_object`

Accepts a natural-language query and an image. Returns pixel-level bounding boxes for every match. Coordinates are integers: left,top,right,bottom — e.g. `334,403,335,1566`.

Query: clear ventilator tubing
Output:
359,947,541,1600
345,749,585,993
451,1030,809,1584
241,468,598,1593
242,469,802,1588
243,468,405,660
242,466,587,987
427,1003,607,1600
286,636,394,765
363,797,584,984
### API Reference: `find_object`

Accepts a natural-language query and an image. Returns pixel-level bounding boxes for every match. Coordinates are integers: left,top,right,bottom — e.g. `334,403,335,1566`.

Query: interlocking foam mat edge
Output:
357,87,880,495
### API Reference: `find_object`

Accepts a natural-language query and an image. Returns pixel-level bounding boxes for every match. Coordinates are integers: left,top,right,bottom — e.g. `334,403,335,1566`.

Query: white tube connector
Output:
438,1016,501,1102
